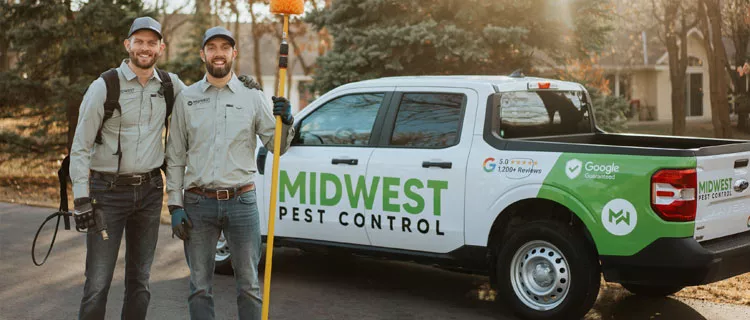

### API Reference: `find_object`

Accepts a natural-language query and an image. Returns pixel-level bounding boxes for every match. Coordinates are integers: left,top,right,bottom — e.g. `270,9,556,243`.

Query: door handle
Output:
332,158,358,165
422,161,452,169
735,159,749,168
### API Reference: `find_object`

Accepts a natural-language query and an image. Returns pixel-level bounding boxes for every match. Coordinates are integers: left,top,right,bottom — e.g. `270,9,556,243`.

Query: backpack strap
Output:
155,68,174,173
155,68,174,118
94,68,120,145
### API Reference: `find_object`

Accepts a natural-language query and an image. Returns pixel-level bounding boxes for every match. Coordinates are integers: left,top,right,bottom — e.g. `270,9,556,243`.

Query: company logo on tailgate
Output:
698,178,733,200
601,199,637,236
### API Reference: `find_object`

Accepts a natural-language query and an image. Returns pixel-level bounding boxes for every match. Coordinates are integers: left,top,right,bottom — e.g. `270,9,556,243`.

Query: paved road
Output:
2,202,749,320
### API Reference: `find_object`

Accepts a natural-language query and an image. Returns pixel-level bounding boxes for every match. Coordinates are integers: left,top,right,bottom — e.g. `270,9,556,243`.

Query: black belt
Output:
91,168,161,186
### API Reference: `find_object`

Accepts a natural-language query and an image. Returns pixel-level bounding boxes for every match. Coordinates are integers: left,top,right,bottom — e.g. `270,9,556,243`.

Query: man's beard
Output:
128,50,158,69
206,57,233,78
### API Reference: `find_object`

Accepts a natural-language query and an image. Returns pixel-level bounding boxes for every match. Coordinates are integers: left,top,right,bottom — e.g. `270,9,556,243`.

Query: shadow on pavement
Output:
588,286,707,320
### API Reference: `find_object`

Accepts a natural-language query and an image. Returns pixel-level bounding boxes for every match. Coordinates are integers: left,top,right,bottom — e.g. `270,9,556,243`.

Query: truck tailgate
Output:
696,151,750,241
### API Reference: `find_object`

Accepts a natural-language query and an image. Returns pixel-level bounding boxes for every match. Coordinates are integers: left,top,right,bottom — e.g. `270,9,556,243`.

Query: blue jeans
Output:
183,189,262,320
79,173,163,320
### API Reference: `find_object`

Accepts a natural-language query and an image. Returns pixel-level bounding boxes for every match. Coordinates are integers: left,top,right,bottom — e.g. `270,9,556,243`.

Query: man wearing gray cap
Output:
70,16,185,320
166,26,295,320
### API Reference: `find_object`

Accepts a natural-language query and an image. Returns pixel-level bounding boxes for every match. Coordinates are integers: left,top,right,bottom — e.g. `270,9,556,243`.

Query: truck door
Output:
268,88,393,245
363,88,477,252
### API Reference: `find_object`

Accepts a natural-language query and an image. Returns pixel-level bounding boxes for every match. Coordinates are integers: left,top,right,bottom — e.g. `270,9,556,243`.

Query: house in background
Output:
596,24,749,122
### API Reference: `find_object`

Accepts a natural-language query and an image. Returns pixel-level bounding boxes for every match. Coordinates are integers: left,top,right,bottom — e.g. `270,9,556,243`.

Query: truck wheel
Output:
215,231,233,275
496,220,600,320
621,283,684,297
214,231,267,275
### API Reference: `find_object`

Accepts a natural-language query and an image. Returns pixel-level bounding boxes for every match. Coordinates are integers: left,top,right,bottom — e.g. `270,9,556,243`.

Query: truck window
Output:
496,90,591,138
295,93,385,146
389,93,465,148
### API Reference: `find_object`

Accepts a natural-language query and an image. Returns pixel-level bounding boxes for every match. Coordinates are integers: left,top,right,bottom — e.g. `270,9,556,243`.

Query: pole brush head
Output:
270,0,305,15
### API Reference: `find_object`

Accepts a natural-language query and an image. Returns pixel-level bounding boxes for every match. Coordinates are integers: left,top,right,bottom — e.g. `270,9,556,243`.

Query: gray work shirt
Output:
70,60,186,199
166,73,294,207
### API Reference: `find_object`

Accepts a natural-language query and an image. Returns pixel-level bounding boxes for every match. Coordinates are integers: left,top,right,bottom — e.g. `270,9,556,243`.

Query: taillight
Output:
651,169,697,222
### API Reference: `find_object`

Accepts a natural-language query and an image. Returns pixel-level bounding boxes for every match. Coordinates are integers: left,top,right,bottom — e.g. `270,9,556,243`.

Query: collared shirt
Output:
166,73,294,207
70,60,186,198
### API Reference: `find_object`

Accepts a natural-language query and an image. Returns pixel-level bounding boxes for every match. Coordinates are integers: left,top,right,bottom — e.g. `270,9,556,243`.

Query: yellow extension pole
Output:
261,13,290,320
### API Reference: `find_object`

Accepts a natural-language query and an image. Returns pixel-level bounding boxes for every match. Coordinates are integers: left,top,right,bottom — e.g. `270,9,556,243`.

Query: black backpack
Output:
95,68,175,147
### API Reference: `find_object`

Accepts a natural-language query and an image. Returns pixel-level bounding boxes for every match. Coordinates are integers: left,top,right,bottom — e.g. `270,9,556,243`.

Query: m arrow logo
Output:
601,199,638,236
565,159,582,179
608,209,630,225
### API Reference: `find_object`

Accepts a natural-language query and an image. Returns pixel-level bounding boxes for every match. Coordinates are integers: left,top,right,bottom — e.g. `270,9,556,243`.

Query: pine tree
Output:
305,0,614,93
0,0,150,154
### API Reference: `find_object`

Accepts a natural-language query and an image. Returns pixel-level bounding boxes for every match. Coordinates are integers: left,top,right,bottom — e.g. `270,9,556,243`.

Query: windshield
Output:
495,90,592,138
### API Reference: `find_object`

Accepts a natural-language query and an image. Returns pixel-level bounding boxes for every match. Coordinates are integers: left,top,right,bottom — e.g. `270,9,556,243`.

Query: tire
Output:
621,283,684,297
214,231,266,275
495,220,600,320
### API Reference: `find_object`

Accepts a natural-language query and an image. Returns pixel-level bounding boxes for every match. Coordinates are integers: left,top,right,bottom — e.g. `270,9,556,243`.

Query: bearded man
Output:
165,26,295,320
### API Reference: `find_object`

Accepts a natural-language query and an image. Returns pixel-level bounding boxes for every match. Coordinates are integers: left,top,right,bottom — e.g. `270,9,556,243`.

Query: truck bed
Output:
498,132,750,157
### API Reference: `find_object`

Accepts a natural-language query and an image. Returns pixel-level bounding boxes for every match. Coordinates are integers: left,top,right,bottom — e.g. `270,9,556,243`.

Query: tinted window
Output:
389,93,464,148
295,93,384,146
497,91,591,138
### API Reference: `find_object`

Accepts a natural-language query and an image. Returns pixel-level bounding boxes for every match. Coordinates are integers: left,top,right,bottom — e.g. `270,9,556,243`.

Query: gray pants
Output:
183,189,263,320
78,174,163,320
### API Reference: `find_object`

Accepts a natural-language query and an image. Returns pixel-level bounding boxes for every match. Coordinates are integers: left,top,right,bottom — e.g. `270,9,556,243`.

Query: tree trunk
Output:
700,0,733,138
725,0,750,132
668,70,688,136
65,0,76,151
249,4,264,88
232,7,241,73
662,0,690,136
0,39,8,72
665,32,688,136
289,26,313,75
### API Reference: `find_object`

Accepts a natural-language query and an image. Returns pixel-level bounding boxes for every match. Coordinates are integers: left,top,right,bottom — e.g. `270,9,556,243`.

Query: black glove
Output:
238,75,262,91
73,197,97,231
272,96,294,125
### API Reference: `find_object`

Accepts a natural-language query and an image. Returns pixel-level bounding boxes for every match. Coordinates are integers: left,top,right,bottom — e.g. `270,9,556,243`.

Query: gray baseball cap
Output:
128,17,162,39
202,26,236,48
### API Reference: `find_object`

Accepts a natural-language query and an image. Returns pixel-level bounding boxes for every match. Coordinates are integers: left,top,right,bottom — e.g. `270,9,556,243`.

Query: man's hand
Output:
73,197,96,231
272,96,294,125
238,75,262,91
170,207,192,240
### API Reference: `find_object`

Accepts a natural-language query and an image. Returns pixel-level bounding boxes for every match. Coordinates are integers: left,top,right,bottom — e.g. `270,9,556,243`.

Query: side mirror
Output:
291,123,303,145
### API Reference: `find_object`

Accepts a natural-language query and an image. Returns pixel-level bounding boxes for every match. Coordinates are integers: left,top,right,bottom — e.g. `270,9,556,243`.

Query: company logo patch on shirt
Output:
120,88,135,94
187,98,210,106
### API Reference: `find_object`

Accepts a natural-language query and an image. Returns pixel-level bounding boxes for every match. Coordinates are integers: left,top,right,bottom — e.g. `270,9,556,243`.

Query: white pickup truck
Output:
215,75,750,319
